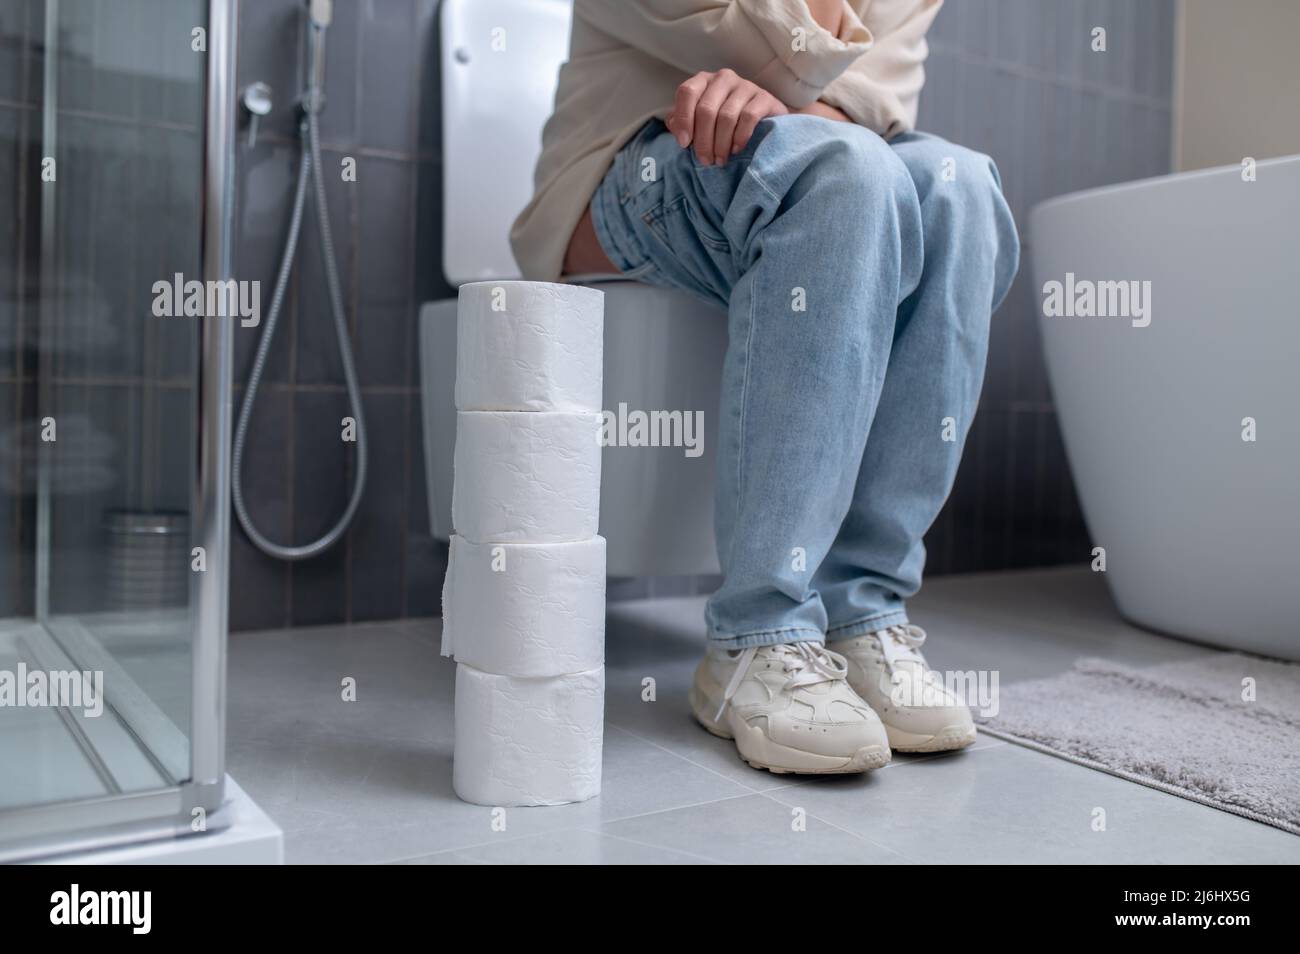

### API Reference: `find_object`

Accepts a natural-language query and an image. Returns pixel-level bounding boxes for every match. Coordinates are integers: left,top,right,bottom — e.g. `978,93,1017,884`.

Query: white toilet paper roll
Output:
453,663,604,806
451,410,602,543
455,281,604,413
441,535,606,677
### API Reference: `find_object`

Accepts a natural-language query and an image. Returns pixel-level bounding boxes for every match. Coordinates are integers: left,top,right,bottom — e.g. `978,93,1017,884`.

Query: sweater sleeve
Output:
817,0,943,138
573,0,875,107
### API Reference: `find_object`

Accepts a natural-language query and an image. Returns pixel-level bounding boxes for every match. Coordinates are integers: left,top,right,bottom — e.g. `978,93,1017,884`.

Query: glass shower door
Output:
0,0,234,859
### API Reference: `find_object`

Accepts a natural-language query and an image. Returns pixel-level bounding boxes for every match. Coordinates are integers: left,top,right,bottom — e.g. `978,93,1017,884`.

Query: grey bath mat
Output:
976,653,1300,835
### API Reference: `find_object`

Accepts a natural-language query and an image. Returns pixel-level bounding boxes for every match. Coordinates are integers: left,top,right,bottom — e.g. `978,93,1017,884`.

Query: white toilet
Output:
419,0,725,577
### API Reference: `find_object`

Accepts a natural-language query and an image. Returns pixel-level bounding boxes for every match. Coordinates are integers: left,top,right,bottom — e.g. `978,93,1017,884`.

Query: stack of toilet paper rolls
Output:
442,281,606,806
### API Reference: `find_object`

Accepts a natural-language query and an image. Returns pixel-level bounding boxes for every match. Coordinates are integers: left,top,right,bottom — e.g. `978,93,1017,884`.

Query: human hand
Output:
665,69,788,166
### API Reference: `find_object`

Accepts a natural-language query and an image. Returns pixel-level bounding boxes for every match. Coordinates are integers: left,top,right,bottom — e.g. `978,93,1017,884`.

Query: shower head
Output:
308,0,332,29
302,0,330,114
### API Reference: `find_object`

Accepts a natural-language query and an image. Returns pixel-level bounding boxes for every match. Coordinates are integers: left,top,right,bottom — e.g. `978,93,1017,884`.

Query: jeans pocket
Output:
639,200,674,249
681,197,732,253
642,195,731,255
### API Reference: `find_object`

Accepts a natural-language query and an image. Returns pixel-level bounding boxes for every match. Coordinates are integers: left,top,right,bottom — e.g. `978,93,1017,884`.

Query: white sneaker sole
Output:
884,722,978,753
690,686,892,775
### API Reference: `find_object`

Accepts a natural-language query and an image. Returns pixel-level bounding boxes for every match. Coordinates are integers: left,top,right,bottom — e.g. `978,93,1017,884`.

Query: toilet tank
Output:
439,0,572,284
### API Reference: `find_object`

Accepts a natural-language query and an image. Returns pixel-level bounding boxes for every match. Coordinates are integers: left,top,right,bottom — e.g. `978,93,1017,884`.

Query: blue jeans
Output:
591,116,1019,649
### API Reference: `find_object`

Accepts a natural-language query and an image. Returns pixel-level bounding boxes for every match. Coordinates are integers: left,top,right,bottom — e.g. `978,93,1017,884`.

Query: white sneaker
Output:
690,641,891,774
835,624,977,753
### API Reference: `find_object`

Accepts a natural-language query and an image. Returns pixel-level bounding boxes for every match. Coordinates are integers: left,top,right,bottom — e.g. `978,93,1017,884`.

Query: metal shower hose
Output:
231,102,367,561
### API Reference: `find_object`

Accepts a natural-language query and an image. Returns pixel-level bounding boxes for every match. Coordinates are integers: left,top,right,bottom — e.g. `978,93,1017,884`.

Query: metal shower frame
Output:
0,0,237,861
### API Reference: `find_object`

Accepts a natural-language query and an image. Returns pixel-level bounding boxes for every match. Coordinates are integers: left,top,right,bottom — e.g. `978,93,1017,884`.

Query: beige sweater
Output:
510,0,944,282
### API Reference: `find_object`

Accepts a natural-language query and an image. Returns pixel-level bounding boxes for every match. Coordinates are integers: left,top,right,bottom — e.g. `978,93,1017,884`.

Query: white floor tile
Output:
226,567,1300,864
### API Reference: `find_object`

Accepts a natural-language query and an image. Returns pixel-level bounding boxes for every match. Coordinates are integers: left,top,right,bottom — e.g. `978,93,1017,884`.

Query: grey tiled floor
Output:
227,567,1300,864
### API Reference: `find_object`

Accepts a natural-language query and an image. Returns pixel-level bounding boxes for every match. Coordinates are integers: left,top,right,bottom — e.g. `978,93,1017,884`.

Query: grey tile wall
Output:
1,1,1174,626
229,0,448,630
226,0,1175,623
918,0,1175,576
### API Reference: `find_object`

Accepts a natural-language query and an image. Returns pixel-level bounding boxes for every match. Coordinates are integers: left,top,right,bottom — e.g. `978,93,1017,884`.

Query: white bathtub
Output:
1030,155,1300,661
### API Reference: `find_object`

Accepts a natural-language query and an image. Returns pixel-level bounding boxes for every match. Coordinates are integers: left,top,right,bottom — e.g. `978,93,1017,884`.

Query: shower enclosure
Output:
0,0,235,860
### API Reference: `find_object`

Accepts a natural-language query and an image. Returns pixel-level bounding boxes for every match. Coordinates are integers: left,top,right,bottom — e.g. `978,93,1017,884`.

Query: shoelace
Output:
873,624,928,671
716,641,848,722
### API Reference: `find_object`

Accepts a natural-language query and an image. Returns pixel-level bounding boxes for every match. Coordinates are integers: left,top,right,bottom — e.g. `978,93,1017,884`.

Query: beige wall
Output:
1174,0,1300,171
